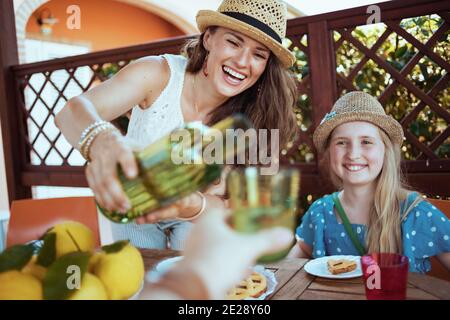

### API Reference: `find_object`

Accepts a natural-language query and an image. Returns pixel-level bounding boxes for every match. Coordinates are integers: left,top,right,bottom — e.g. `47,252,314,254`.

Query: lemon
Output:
21,255,47,281
49,221,95,257
88,252,104,273
69,273,108,300
0,270,43,300
94,242,144,300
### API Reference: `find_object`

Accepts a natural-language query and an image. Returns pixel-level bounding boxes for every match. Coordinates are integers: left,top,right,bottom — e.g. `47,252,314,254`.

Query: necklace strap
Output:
332,192,366,256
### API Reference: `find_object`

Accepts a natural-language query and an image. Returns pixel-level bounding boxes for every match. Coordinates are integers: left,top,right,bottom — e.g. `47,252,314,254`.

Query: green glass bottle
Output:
97,114,253,223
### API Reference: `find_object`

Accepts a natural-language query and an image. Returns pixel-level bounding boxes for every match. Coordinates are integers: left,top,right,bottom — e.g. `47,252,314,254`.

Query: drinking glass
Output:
227,167,300,262
361,253,409,300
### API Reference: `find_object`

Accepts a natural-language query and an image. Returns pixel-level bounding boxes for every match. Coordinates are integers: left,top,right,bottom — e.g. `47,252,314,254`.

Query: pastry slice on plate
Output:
327,259,357,275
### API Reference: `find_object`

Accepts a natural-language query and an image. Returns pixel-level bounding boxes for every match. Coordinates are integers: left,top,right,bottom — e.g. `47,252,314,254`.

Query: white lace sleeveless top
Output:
126,54,187,147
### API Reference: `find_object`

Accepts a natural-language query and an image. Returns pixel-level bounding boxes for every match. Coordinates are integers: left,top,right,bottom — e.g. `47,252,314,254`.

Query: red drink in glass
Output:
361,253,409,300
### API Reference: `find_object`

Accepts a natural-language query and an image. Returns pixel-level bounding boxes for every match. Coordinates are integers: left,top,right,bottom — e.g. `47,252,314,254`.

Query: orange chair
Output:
426,198,450,282
6,196,100,248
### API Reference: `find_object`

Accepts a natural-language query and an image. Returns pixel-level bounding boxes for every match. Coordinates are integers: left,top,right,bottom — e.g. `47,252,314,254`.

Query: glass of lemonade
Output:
227,166,300,262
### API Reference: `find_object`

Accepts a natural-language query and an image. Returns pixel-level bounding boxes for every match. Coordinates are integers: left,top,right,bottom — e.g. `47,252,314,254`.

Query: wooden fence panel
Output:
2,0,449,202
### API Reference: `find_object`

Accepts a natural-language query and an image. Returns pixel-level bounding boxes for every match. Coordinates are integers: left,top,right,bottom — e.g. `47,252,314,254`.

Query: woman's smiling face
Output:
329,121,385,188
203,27,270,97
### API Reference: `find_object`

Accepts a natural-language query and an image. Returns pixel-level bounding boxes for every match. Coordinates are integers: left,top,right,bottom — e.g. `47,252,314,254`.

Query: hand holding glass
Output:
227,167,300,262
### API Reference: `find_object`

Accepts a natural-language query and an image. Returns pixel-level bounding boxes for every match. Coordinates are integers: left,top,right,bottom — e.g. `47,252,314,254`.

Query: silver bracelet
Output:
78,120,107,148
80,123,118,161
178,192,207,221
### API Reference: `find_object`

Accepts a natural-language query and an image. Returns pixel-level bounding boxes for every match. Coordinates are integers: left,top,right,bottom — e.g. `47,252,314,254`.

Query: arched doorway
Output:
14,0,196,63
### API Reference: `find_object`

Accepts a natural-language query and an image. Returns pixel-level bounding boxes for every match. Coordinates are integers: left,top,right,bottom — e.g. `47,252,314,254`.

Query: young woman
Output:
288,91,450,273
55,0,298,249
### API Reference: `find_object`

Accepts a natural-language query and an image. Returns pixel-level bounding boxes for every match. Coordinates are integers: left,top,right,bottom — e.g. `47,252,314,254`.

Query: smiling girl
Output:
288,91,450,273
55,0,298,249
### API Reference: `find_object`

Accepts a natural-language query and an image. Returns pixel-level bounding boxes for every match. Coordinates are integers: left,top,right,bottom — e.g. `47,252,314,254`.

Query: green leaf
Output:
301,65,309,77
436,143,450,158
388,60,404,71
395,46,407,59
43,252,90,300
354,29,366,39
37,232,56,267
39,227,55,240
101,240,129,254
415,17,424,27
0,244,34,272
410,121,419,136
419,63,429,81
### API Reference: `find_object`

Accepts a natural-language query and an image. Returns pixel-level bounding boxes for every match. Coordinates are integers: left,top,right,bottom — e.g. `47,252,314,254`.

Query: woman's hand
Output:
85,130,138,213
135,166,231,224
135,192,203,224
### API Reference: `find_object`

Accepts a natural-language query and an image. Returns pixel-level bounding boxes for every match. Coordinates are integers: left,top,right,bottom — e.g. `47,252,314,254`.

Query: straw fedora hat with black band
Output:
196,0,296,68
313,91,405,153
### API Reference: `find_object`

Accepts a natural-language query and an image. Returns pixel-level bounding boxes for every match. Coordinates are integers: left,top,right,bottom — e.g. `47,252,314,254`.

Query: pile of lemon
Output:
0,221,144,300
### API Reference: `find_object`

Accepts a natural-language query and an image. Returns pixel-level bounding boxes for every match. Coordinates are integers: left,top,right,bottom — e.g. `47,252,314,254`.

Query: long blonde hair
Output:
321,127,422,254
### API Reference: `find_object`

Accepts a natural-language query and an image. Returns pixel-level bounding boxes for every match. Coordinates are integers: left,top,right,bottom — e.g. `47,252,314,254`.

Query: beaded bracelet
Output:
79,122,118,161
80,122,116,160
78,120,107,147
177,191,207,221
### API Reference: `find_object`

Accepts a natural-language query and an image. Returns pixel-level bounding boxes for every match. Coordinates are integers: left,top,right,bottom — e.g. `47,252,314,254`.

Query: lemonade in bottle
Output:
98,114,253,223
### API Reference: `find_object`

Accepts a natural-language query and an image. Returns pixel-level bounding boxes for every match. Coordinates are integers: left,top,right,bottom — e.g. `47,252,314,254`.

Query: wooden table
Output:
141,249,450,300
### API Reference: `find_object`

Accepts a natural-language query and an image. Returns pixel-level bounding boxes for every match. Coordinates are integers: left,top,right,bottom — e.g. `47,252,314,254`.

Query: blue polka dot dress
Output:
295,192,450,273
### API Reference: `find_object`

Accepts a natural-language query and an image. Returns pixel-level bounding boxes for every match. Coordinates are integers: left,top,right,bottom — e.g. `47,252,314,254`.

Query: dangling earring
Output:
202,51,209,77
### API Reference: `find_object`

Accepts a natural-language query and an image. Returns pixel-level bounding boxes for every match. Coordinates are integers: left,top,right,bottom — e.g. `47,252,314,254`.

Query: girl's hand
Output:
85,130,138,213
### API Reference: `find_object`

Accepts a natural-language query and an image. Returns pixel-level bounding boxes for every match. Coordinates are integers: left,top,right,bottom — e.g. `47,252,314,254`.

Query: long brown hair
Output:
181,27,299,151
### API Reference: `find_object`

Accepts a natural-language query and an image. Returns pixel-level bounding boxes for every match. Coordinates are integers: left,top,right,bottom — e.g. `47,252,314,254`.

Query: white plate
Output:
304,255,362,279
243,265,277,300
146,257,277,300
146,256,183,283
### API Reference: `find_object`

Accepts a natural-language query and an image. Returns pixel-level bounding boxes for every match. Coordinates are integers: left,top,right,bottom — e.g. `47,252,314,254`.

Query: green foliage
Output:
37,232,56,267
286,15,448,165
43,252,90,300
99,63,120,79
101,240,129,254
286,36,314,163
0,244,34,272
287,14,449,213
334,15,449,160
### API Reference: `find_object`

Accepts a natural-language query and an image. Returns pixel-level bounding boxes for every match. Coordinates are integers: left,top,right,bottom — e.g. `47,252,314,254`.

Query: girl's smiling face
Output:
329,121,385,188
203,27,270,97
